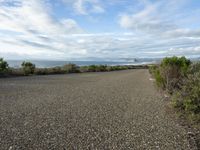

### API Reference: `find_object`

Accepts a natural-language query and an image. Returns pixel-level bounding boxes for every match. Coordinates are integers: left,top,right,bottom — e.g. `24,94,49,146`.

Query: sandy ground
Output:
0,69,195,149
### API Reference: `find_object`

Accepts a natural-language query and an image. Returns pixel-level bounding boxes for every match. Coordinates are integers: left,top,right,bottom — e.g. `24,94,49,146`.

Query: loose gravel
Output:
0,69,195,149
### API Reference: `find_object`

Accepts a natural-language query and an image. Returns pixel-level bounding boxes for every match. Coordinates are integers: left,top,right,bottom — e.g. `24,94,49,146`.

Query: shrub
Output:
88,65,98,72
21,61,36,75
149,64,158,74
0,58,9,75
154,56,191,93
172,71,200,122
10,68,24,76
51,67,65,74
97,65,108,72
34,68,49,75
189,62,200,74
79,66,89,73
62,64,80,73
154,69,165,89
107,66,128,71
34,64,79,75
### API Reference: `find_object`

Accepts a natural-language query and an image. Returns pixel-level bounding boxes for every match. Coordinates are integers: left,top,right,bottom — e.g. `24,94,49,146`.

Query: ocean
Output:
7,60,157,68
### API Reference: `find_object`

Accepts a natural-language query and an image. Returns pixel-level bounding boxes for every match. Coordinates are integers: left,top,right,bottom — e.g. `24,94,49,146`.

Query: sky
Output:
0,0,200,60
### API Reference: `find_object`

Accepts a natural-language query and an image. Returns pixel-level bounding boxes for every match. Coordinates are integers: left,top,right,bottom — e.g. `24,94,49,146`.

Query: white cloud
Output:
118,0,200,39
164,29,200,38
62,0,105,15
117,0,200,58
0,0,83,34
0,0,86,60
119,2,176,33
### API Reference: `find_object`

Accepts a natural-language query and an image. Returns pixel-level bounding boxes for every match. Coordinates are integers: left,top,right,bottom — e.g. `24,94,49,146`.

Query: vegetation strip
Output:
0,58,147,77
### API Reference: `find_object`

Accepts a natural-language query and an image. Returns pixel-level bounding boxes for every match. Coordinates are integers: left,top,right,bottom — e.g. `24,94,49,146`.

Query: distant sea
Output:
7,60,157,68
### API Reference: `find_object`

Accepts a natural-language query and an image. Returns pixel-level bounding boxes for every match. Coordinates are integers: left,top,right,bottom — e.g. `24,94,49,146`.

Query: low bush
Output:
62,64,80,73
148,64,158,74
189,62,200,74
97,65,108,72
107,65,129,71
34,68,49,75
79,66,89,73
79,65,132,72
86,65,108,72
50,67,65,74
0,58,9,75
172,71,200,122
10,68,24,76
21,61,36,75
87,65,99,72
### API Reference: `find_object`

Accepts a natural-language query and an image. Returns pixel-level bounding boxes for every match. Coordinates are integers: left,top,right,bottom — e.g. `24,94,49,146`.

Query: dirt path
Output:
0,69,194,149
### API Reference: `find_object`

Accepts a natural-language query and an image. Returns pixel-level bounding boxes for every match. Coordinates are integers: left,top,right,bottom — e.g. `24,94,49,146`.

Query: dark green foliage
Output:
21,61,36,75
34,68,49,75
0,58,9,75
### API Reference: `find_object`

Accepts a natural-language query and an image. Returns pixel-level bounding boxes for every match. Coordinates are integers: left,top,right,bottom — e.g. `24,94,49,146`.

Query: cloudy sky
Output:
0,0,200,60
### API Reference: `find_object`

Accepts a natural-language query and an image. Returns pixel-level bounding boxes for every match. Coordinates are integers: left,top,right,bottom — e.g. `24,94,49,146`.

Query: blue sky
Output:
0,0,200,60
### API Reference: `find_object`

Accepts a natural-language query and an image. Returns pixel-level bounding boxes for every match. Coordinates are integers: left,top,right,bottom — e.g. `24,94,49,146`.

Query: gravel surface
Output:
0,69,195,149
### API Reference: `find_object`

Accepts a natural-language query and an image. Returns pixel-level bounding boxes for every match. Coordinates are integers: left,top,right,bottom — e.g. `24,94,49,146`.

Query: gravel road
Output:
0,69,195,149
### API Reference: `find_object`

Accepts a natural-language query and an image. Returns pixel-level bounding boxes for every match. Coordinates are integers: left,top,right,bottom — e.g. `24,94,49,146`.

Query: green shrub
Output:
0,58,9,75
107,65,129,71
149,65,158,74
172,71,200,122
62,64,80,73
21,61,36,75
79,66,89,73
154,56,191,93
98,65,108,72
88,65,98,72
154,69,165,89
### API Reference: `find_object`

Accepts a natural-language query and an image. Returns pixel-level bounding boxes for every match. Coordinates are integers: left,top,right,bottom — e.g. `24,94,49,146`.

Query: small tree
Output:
0,58,9,74
21,61,36,75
